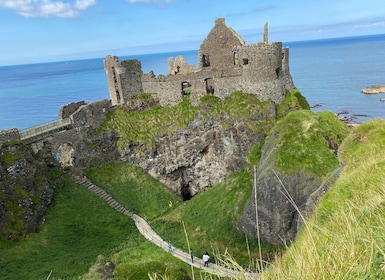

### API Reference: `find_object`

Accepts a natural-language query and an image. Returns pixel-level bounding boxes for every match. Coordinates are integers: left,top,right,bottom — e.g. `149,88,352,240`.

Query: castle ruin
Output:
104,18,294,107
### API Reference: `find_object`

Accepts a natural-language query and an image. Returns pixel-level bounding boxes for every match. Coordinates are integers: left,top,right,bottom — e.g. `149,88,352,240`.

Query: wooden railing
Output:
19,118,72,143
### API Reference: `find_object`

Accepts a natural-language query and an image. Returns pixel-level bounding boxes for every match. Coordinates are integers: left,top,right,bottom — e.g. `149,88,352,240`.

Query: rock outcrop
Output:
361,84,385,94
0,141,59,241
237,110,349,244
121,114,268,199
236,138,323,244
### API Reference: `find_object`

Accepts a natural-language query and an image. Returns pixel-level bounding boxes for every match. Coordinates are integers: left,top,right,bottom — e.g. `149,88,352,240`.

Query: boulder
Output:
361,84,385,94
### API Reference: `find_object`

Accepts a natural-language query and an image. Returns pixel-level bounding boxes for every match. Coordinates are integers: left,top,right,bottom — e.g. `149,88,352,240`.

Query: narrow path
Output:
73,175,258,279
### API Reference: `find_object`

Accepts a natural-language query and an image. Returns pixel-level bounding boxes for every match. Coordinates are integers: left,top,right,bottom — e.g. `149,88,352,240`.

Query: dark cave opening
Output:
181,180,192,201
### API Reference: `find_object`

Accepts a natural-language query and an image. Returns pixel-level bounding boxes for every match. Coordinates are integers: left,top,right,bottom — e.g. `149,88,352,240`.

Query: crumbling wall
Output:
168,56,196,75
59,101,86,119
70,99,112,129
199,18,245,70
104,56,143,106
0,128,20,145
104,18,295,108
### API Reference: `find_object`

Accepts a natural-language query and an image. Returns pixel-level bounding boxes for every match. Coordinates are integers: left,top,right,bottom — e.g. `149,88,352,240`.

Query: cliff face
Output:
121,114,265,199
237,110,349,244
101,92,278,200
0,141,59,241
1,91,347,245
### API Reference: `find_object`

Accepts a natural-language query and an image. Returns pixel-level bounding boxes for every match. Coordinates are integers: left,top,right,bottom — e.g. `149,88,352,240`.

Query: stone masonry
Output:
104,18,295,107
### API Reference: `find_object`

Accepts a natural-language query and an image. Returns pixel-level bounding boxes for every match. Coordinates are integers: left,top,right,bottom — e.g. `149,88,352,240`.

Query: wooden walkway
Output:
72,175,258,279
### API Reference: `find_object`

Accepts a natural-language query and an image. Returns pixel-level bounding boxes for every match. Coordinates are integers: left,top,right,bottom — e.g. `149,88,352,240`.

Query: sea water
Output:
0,35,384,130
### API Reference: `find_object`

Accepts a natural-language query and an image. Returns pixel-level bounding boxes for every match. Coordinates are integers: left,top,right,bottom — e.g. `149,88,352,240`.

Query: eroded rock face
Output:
237,134,323,244
0,142,58,241
121,116,264,199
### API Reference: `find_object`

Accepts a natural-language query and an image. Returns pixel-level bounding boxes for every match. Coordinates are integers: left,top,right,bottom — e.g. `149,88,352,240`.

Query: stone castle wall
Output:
0,128,20,145
104,57,143,105
104,18,295,107
198,17,246,70
59,101,86,119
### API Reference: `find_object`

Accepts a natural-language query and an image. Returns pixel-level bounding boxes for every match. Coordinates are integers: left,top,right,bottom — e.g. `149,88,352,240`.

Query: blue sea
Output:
1,34,385,130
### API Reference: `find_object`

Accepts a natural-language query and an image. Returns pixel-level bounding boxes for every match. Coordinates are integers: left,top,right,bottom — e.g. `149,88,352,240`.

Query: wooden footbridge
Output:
19,118,72,143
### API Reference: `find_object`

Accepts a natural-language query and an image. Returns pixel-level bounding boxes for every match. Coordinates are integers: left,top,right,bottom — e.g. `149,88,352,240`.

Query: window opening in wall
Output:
282,52,285,60
112,67,121,103
275,67,280,78
181,81,192,96
233,50,239,65
205,78,214,94
202,54,210,67
243,58,249,65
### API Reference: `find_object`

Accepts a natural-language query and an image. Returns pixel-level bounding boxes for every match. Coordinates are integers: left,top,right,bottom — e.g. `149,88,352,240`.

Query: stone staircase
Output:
72,175,258,279
73,176,133,217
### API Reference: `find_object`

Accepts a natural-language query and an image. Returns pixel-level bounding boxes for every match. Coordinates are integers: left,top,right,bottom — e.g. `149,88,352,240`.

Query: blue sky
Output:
1,0,385,66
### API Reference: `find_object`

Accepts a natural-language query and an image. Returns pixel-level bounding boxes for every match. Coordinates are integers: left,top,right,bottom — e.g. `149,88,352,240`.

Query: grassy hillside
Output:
0,168,194,280
261,119,385,279
86,162,277,273
0,176,135,279
1,90,358,279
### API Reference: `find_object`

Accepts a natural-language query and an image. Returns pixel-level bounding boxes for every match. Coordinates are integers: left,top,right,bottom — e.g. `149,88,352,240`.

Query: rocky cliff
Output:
0,90,348,245
102,92,278,199
0,141,61,241
237,110,349,244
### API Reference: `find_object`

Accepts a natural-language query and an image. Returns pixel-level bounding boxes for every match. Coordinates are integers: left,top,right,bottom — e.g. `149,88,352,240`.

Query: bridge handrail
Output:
19,118,72,140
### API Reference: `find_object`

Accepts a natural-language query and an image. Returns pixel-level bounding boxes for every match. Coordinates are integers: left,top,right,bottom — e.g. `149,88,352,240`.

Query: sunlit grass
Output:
261,119,385,279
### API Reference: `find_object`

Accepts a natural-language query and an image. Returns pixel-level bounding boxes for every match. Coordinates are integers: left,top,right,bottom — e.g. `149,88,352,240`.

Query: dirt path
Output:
74,175,258,279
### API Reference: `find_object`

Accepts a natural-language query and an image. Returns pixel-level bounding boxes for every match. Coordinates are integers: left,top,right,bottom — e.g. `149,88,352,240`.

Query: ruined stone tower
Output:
104,56,143,106
104,18,295,107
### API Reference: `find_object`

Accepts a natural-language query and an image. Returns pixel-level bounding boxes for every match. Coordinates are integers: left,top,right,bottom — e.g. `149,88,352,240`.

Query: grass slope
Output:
0,176,135,280
261,119,385,279
85,162,276,276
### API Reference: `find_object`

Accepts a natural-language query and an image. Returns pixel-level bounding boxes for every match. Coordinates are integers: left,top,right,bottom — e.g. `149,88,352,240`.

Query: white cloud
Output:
0,0,96,18
353,21,385,29
126,0,177,5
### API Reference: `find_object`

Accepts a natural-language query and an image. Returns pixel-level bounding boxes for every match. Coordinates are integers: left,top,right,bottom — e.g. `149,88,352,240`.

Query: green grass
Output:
151,169,279,268
86,161,183,220
0,176,135,280
85,160,277,270
99,97,198,150
267,110,349,176
0,171,194,280
261,119,385,279
276,88,310,120
99,91,293,152
1,90,357,279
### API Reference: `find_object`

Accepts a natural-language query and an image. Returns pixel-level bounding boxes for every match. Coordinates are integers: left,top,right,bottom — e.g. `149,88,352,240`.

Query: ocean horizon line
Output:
1,33,385,68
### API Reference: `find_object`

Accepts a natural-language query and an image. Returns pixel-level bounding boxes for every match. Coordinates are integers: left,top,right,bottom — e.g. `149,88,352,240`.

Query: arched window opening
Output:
205,78,214,94
202,54,210,67
181,81,192,96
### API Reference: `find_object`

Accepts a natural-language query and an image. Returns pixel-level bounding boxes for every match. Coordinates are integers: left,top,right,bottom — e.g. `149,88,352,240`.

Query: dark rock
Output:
237,131,323,244
121,116,264,199
0,142,58,241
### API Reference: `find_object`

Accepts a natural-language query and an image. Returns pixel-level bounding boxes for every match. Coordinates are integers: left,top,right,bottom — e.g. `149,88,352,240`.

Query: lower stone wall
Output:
0,128,20,145
59,101,86,119
70,99,112,129
142,65,289,106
